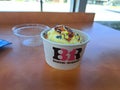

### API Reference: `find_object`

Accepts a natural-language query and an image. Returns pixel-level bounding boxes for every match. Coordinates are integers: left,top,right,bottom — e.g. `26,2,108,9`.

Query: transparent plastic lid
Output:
12,24,50,46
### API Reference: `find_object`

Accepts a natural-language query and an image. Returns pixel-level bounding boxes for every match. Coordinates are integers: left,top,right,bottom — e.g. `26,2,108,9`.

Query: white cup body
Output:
41,29,89,70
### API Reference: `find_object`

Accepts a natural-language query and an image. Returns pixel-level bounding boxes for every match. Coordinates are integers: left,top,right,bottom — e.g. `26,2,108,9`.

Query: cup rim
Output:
41,29,90,46
12,24,50,38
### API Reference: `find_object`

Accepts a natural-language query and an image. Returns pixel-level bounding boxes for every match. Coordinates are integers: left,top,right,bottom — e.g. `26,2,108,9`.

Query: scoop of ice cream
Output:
45,25,82,44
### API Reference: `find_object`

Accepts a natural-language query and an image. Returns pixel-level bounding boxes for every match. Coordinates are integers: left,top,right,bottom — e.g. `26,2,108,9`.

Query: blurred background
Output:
0,0,120,30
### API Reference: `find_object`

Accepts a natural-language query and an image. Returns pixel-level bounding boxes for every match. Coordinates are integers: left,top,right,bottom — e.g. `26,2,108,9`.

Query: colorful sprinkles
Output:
45,25,81,42
54,25,80,42
56,35,62,39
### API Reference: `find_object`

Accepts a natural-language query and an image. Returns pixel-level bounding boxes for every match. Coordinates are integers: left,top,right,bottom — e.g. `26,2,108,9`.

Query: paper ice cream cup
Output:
41,29,89,70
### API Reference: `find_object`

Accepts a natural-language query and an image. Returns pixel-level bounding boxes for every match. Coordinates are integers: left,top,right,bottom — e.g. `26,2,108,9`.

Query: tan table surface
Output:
0,12,120,90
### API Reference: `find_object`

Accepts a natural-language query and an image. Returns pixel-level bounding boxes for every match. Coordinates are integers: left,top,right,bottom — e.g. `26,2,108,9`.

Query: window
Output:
0,0,72,12
86,0,120,21
0,0,119,21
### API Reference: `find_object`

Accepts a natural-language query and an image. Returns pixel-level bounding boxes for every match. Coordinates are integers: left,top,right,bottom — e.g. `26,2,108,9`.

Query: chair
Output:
0,12,95,26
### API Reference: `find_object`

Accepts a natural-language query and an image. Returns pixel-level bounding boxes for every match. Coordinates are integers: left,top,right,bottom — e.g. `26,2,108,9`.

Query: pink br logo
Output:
53,47,82,64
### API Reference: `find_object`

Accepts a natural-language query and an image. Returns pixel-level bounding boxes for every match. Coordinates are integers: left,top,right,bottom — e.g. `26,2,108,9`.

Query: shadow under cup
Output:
41,29,90,70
